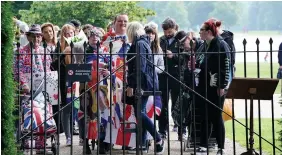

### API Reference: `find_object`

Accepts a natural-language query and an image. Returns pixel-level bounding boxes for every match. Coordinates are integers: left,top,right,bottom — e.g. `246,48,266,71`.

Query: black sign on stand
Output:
66,64,92,82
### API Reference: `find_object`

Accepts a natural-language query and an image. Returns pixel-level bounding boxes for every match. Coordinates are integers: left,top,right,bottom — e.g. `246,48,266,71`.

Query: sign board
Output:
66,64,92,82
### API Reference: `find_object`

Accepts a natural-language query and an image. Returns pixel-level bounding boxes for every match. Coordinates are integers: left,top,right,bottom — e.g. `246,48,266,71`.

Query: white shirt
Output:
154,52,164,74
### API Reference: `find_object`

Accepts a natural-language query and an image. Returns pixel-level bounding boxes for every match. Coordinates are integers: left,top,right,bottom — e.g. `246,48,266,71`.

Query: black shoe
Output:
84,144,92,155
98,142,106,154
122,146,133,150
156,140,165,155
158,132,167,139
73,129,79,135
82,140,92,155
127,146,148,154
104,142,112,152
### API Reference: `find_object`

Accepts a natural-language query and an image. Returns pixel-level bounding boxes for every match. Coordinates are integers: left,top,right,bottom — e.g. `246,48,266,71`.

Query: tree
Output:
17,1,155,29
186,1,215,29
138,1,190,31
257,1,282,30
11,1,32,18
209,2,240,29
1,1,18,155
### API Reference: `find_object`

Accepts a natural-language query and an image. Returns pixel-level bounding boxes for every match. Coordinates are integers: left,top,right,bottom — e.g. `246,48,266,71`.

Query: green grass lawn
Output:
228,62,282,154
225,118,282,154
235,62,281,94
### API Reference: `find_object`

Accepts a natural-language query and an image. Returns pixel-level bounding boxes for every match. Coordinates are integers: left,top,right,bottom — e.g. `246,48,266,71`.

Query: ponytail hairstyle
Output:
203,19,220,37
206,18,222,28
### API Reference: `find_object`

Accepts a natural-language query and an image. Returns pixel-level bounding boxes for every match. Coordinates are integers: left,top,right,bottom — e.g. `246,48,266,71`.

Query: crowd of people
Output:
13,13,237,155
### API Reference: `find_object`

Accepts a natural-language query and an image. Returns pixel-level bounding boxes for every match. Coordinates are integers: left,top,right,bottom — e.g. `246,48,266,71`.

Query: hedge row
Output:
1,2,18,155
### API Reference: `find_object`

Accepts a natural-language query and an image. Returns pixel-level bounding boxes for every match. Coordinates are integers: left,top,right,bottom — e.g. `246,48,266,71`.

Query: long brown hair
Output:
144,26,162,54
41,22,57,45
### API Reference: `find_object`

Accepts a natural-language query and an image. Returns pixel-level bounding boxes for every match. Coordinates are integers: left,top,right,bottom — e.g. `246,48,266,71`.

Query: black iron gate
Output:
14,37,282,155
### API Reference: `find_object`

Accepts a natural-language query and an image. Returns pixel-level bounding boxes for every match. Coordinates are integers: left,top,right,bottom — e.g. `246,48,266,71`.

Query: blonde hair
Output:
41,22,57,45
126,21,145,43
60,24,75,51
96,27,106,36
187,31,196,39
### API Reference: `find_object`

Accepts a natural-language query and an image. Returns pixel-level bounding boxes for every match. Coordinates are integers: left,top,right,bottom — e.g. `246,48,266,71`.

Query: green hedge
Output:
1,2,18,155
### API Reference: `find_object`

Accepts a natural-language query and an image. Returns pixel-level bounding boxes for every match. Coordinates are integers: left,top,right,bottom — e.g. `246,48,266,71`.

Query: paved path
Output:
229,94,282,119
24,123,268,155
24,129,257,155
22,94,279,155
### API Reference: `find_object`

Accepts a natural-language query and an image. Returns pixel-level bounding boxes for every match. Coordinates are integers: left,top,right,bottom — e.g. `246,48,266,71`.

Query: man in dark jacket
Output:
220,30,235,78
277,42,282,80
278,42,282,68
221,30,235,65
158,18,187,141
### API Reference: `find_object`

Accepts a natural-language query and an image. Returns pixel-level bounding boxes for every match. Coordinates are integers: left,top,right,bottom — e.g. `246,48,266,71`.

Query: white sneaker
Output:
196,147,207,152
66,138,71,146
127,147,148,154
178,133,188,141
172,125,178,132
79,138,83,146
216,149,225,155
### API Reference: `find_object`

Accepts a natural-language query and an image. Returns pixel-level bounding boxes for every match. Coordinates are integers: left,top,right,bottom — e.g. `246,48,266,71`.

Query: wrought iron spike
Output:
30,42,33,49
16,42,20,48
109,41,113,48
43,41,47,48
96,41,100,48
190,40,193,47
83,41,88,47
255,38,260,44
56,41,60,47
243,39,247,45
70,41,74,47
269,38,273,44
122,40,126,47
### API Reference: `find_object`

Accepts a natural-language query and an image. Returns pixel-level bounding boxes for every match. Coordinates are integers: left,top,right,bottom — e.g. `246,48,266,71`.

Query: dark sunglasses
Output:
200,28,207,31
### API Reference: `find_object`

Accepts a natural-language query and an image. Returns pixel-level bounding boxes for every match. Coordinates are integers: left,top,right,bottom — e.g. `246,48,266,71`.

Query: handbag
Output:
171,91,192,126
121,90,136,106
23,71,60,105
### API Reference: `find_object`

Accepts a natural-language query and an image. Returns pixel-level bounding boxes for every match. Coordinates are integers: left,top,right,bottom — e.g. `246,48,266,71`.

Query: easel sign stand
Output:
226,77,279,155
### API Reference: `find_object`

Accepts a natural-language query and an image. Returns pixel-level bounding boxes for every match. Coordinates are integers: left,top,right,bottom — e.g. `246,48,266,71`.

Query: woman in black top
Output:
195,20,231,155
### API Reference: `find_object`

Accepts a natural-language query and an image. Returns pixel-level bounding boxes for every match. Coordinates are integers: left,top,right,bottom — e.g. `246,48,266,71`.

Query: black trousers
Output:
196,86,225,149
158,73,186,135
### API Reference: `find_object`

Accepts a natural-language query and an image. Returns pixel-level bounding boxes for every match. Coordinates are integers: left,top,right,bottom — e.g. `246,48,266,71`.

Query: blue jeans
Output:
133,96,161,146
73,105,78,122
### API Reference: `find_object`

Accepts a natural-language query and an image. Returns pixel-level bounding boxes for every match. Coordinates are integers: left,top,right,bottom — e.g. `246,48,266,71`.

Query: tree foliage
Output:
18,1,155,28
139,1,190,31
139,1,240,31
1,1,18,155
15,1,282,31
139,1,282,31
12,1,32,18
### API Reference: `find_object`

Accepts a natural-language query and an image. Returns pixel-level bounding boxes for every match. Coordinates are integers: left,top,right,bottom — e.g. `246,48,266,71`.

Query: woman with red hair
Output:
193,19,231,155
